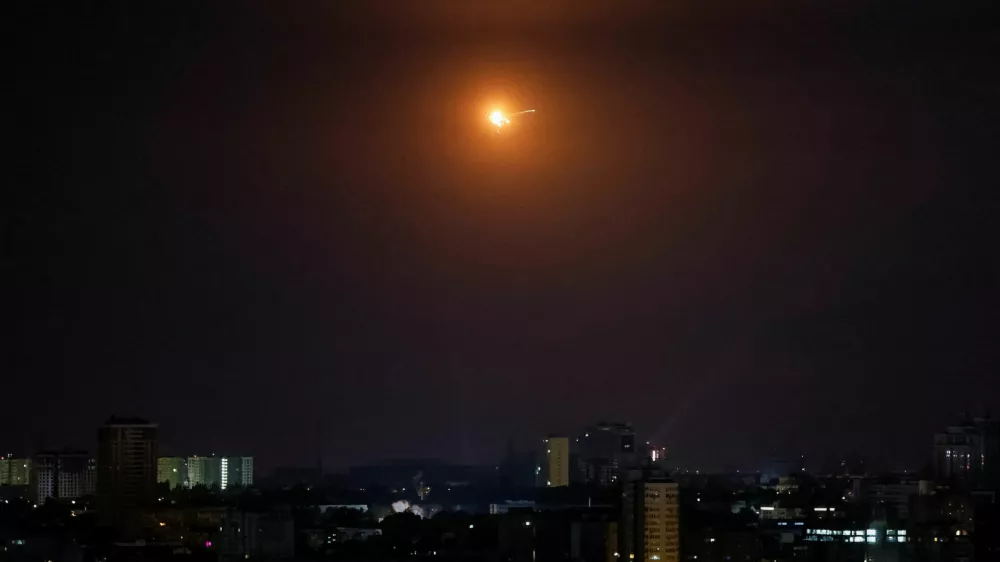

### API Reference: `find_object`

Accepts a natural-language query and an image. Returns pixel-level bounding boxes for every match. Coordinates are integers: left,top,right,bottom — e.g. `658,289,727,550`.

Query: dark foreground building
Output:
97,416,158,526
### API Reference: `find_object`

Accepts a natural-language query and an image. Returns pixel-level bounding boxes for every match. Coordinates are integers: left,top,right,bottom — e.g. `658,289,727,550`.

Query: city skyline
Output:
6,1,999,476
2,411,993,478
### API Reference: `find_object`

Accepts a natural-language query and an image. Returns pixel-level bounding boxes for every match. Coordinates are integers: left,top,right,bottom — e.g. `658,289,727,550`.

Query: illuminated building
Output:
187,456,216,487
0,456,31,486
221,456,254,489
621,468,679,562
34,450,94,503
186,455,253,489
157,457,187,489
546,437,570,487
97,416,158,518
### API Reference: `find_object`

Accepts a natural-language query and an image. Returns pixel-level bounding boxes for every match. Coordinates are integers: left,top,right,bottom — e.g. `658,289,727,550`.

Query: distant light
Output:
159,522,167,527
709,538,715,543
71,500,76,505
525,521,531,526
469,524,474,529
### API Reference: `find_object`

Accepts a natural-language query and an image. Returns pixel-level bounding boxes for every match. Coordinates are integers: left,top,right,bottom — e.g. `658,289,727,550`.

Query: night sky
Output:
6,2,999,473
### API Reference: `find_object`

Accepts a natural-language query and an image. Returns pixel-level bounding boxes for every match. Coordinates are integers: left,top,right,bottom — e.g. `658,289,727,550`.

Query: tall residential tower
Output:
621,467,680,562
546,437,571,487
97,416,158,518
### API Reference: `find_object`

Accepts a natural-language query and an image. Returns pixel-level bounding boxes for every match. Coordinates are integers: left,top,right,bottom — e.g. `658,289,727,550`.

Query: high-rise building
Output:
221,456,254,489
621,468,679,562
187,456,210,487
0,456,31,487
187,455,222,488
933,415,1000,490
34,450,95,503
186,455,253,489
157,457,187,489
577,422,636,486
97,416,158,517
546,437,570,487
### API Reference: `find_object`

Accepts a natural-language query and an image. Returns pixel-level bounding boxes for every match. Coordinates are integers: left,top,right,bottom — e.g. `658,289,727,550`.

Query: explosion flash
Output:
489,110,509,128
487,109,536,133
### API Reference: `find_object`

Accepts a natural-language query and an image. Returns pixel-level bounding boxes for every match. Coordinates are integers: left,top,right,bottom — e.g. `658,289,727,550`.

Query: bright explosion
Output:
487,109,536,133
488,110,510,129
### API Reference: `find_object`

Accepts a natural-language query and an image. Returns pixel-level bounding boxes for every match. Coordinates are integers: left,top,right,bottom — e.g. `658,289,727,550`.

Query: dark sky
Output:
6,1,999,473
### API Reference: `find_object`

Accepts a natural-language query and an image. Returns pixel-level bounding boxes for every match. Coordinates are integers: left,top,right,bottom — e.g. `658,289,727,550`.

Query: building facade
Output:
546,437,571,487
97,416,158,518
157,457,187,489
185,455,253,489
577,422,636,487
0,456,31,487
622,469,679,562
186,455,215,488
221,456,253,489
933,416,999,490
34,450,95,503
